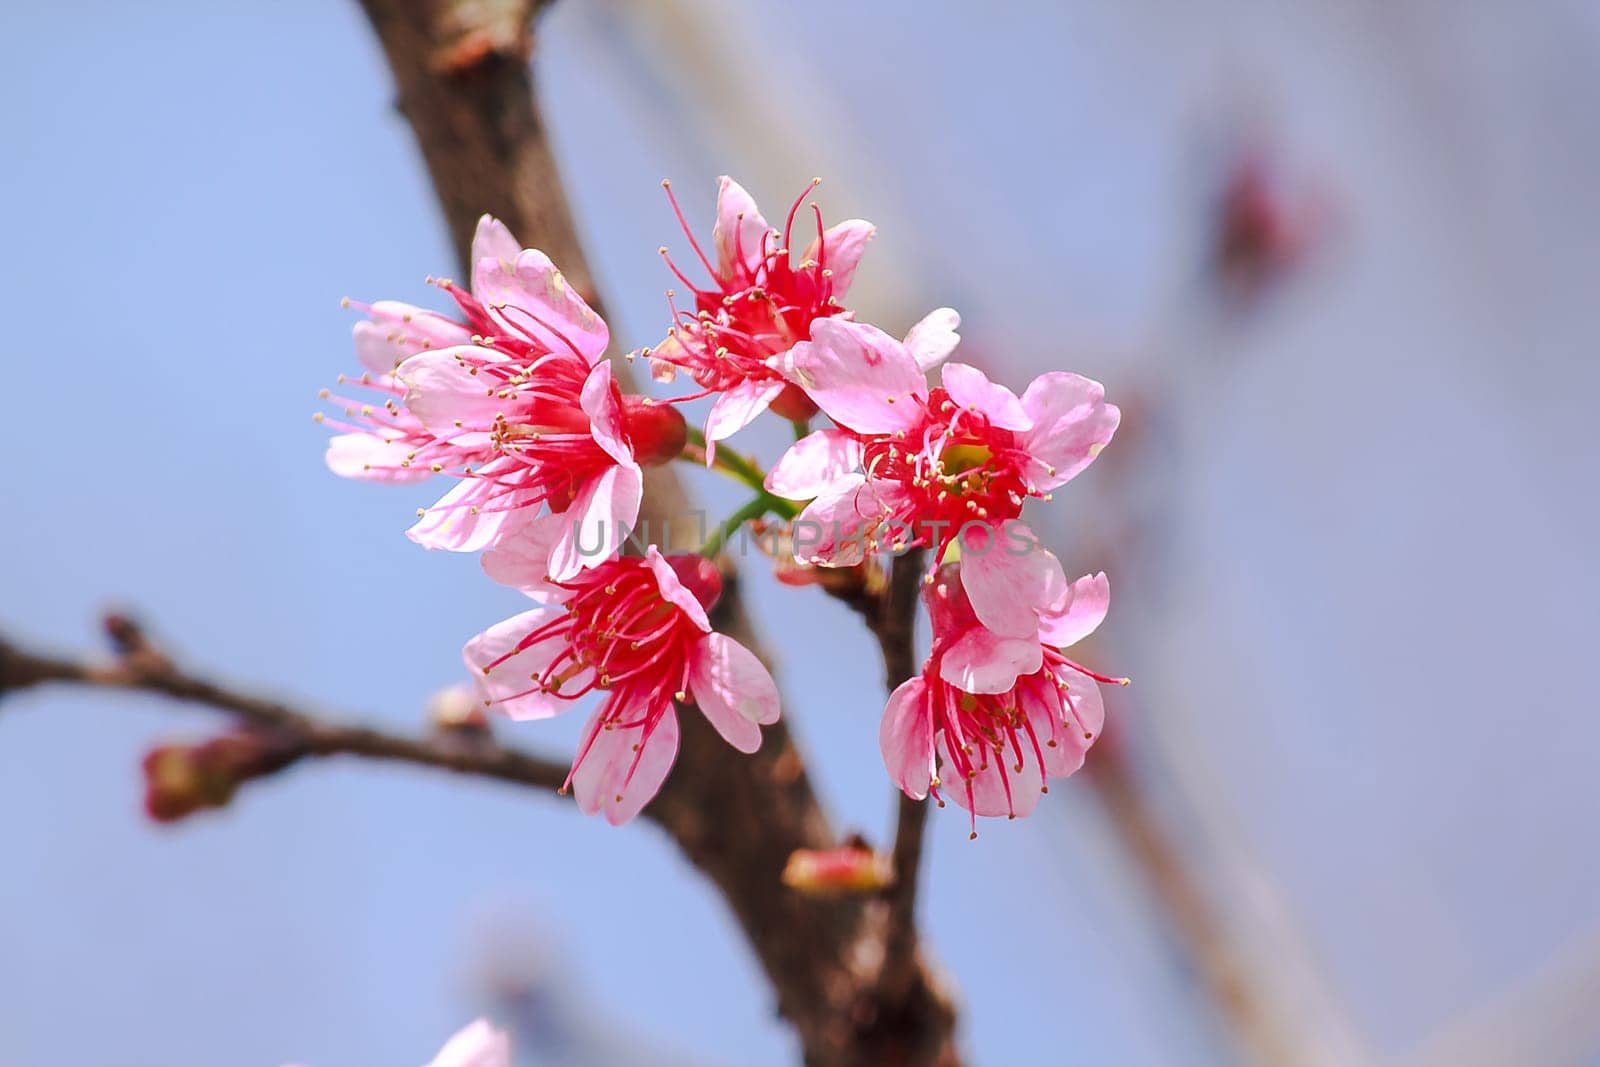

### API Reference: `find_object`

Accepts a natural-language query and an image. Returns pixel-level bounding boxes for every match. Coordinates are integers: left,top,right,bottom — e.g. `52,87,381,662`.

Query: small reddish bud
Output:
140,731,300,824
621,398,688,467
782,844,894,897
767,383,819,423
666,553,724,614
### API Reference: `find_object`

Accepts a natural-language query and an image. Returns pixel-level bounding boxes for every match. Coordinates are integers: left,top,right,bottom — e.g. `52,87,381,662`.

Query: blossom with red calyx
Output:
651,176,933,457
318,215,684,570
465,537,780,825
765,316,1117,610
880,550,1126,835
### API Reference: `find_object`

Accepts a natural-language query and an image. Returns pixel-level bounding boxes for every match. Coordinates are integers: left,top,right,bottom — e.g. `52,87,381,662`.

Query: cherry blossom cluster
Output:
321,177,1122,829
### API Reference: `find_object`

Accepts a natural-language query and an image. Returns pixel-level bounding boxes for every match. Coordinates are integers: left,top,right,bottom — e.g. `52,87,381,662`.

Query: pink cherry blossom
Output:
880,557,1124,834
425,1019,511,1067
464,546,780,825
320,215,684,569
767,316,1117,612
649,176,899,455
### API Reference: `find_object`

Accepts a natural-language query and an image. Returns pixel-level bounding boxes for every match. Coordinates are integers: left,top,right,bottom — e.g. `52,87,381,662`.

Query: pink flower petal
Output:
644,546,713,633
579,361,633,467
941,362,1030,431
902,307,961,371
324,432,433,483
1022,672,1102,778
397,346,512,434
688,632,780,753
352,321,413,376
365,300,473,353
764,428,861,499
712,175,775,278
704,378,787,463
792,474,912,567
957,521,1067,639
426,1018,512,1067
470,214,522,267
462,608,576,722
407,466,532,552
571,707,680,825
474,249,609,364
480,512,569,602
789,318,926,435
1018,372,1120,490
1039,572,1111,648
801,218,875,297
546,463,643,580
880,677,934,799
939,729,1045,819
938,627,1043,695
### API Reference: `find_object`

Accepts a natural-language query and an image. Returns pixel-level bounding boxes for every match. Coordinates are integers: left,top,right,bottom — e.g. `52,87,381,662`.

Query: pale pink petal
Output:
546,463,643,580
366,300,473,352
704,378,786,463
462,608,575,722
902,308,961,371
940,731,1045,819
1038,572,1111,649
324,432,433,483
480,512,569,602
475,249,609,363
470,215,522,268
1018,372,1120,490
880,677,934,799
687,633,780,753
788,318,925,435
571,707,680,825
644,546,713,633
407,468,532,552
397,346,512,434
579,361,633,466
426,1018,512,1067
939,627,1043,695
792,475,913,567
352,320,413,376
801,219,875,296
1022,672,1102,778
764,428,861,499
712,176,775,278
957,521,1068,638
941,362,1030,431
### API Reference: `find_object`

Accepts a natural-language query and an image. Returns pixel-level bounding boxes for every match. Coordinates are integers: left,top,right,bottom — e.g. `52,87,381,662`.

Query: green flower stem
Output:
701,492,801,559
681,426,770,494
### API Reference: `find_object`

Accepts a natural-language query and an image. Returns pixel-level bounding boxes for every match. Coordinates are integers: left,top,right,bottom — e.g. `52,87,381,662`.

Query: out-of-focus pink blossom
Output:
465,543,780,824
880,556,1124,833
424,1019,512,1067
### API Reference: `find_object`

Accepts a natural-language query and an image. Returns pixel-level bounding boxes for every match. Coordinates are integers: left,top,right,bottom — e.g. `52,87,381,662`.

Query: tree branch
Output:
351,1,959,1062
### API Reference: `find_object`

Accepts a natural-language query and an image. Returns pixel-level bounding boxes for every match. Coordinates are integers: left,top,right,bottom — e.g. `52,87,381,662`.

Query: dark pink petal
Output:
789,318,926,435
939,627,1043,695
941,362,1030,431
712,175,775,278
902,307,961,371
688,632,781,753
880,677,934,800
462,608,577,721
1038,572,1111,649
764,428,861,500
1018,372,1120,490
571,706,680,825
801,218,875,296
644,546,713,633
957,521,1067,639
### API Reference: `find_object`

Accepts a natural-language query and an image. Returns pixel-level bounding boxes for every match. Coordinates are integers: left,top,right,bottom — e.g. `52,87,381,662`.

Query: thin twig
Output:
0,625,570,794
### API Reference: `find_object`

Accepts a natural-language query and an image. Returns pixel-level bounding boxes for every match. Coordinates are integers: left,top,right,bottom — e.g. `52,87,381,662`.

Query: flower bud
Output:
141,730,299,823
782,844,894,897
620,397,688,467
